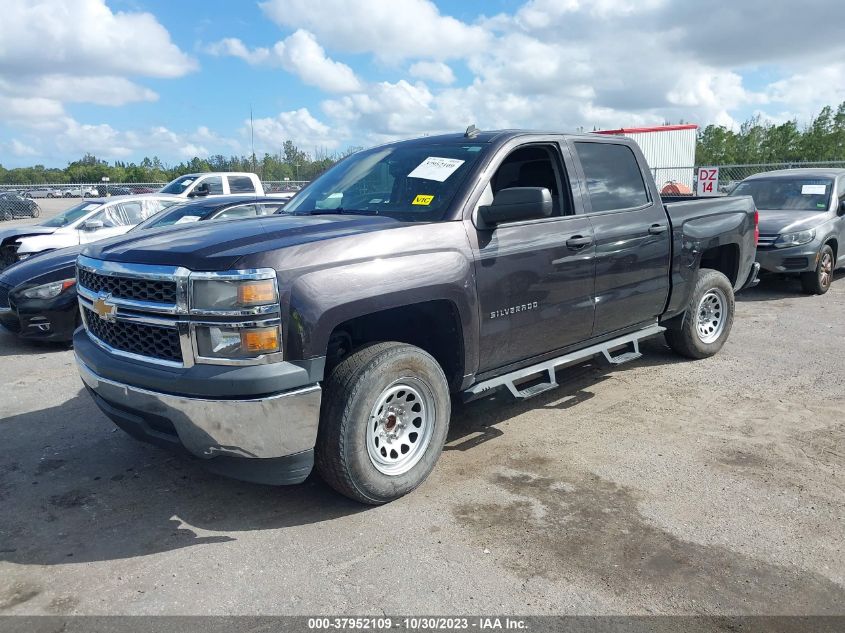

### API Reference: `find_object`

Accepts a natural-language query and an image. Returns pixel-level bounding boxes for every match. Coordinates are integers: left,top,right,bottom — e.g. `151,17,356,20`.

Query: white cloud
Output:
409,61,456,85
0,0,196,78
8,139,39,157
251,108,340,152
207,30,361,93
258,0,490,61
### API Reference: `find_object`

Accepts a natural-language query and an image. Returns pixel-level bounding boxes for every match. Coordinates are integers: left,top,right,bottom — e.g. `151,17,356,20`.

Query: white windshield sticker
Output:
174,215,201,224
408,157,465,182
82,204,100,211
802,184,827,195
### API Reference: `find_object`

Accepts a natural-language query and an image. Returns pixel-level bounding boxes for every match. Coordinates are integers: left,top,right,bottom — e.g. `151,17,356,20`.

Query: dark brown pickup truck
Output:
73,129,759,503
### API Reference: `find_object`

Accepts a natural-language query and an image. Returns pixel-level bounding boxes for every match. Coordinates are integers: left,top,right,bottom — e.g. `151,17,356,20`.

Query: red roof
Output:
595,124,698,135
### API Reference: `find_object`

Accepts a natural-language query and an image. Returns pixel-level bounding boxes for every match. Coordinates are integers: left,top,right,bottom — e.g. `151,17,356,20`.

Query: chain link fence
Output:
0,181,311,221
652,161,845,196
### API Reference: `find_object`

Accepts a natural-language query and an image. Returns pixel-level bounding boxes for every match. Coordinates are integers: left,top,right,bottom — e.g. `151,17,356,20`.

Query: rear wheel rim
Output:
819,252,833,288
696,288,727,344
366,377,435,476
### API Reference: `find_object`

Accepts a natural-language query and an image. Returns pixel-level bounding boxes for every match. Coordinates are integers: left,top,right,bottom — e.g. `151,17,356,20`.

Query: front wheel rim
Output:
819,252,833,287
696,288,728,344
366,377,436,476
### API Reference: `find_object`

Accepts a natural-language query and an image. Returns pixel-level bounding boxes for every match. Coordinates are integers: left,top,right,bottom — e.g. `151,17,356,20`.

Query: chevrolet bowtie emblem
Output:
92,294,117,322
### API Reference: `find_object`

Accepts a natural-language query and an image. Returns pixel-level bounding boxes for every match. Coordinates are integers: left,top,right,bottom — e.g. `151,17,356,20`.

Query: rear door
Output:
469,140,596,373
569,139,671,336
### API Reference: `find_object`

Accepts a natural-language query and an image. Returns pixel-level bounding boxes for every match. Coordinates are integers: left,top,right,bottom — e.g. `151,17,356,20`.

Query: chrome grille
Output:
78,268,177,304
83,306,182,363
757,234,777,249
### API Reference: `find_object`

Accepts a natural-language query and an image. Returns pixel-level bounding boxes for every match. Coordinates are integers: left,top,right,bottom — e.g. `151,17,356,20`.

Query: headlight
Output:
191,277,278,311
195,325,280,359
775,229,815,247
21,278,76,299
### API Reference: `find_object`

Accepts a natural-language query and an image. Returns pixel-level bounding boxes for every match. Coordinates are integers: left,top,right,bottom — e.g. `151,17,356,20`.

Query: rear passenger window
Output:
575,142,650,212
228,176,256,193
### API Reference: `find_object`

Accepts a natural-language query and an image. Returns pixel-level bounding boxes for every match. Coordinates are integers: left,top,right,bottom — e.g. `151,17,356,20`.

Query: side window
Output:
90,205,130,227
199,176,224,194
215,204,258,220
228,176,256,193
488,145,570,217
256,202,287,215
574,142,650,212
116,201,145,224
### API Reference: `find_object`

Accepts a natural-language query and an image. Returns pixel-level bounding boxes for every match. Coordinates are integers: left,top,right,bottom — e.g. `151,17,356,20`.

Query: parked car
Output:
23,188,63,199
0,192,40,220
0,195,179,271
62,186,99,198
73,129,759,503
730,168,845,294
159,171,294,200
0,196,289,343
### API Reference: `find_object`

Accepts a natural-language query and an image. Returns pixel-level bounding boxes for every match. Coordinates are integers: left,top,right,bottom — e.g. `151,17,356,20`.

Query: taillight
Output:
753,209,759,245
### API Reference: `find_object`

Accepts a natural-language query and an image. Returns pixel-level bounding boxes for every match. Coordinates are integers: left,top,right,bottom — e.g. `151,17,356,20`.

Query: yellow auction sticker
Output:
412,194,434,206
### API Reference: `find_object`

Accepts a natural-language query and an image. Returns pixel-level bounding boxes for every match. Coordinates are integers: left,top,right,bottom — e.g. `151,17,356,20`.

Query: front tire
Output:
800,245,834,295
665,268,735,359
315,342,451,505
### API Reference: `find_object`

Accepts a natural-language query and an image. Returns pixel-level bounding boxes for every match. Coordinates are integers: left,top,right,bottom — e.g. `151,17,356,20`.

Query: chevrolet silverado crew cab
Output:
74,129,759,504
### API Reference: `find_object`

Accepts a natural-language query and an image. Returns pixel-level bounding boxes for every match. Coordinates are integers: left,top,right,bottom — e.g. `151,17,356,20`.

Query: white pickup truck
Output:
159,172,295,200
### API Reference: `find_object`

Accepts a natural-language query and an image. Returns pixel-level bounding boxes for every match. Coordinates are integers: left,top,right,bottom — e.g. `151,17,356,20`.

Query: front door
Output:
471,142,596,374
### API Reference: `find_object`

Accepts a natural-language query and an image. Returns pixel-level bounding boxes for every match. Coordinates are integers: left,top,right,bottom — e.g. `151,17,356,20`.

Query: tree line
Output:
3,103,845,184
0,140,362,185
695,102,845,166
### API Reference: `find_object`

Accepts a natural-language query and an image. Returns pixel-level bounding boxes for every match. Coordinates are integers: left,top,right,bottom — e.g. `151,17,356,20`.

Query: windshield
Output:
285,142,487,221
160,175,198,194
40,202,102,227
730,178,833,211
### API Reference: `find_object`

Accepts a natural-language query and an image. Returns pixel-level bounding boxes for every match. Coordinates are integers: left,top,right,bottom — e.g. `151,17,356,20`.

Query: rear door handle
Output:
566,235,593,249
648,224,668,235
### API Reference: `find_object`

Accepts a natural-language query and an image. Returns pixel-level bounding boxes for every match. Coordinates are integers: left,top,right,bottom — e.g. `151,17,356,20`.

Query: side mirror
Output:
478,187,553,226
839,199,845,216
189,182,210,198
81,219,104,231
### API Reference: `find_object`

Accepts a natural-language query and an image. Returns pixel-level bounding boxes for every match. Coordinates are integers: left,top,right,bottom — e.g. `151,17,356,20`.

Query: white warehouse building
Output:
595,124,698,193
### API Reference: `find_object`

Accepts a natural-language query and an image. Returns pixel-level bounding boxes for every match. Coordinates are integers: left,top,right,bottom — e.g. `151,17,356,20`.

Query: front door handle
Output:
648,224,668,235
566,235,593,249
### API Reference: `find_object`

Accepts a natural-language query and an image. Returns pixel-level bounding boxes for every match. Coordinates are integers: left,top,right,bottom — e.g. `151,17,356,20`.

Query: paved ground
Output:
0,274,843,615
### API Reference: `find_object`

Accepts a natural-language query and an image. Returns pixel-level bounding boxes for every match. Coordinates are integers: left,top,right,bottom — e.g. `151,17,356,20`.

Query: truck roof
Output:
383,129,607,147
744,168,845,180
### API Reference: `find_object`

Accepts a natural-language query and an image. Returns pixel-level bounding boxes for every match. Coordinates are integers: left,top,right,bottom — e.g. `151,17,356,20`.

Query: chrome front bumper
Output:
77,358,322,460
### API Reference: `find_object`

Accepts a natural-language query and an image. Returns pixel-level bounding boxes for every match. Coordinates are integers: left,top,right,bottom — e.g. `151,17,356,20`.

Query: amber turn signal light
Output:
237,280,277,305
240,327,279,353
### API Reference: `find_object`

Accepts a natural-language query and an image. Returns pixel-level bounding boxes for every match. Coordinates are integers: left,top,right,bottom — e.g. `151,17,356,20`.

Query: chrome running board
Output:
464,323,665,401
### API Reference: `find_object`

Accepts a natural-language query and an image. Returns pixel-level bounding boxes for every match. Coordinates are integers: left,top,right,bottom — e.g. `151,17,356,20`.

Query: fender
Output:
285,249,479,375
663,198,756,319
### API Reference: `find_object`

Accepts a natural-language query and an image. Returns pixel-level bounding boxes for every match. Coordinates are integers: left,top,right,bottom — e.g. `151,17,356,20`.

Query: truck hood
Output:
0,245,82,288
83,214,402,270
757,209,829,235
0,225,57,245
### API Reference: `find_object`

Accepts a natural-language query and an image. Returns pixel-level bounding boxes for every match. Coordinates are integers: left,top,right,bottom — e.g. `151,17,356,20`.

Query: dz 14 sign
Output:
697,167,719,196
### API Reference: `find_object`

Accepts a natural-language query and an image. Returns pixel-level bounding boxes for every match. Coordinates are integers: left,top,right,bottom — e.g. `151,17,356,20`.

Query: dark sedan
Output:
0,196,288,343
0,192,41,220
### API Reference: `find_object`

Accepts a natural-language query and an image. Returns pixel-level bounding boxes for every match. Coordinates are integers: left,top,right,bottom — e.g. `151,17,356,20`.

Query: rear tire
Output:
315,342,451,505
665,268,735,360
30,205,40,218
800,245,834,295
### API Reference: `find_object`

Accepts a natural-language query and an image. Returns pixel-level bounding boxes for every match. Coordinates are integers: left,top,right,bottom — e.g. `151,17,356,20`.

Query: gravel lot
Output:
0,245,843,614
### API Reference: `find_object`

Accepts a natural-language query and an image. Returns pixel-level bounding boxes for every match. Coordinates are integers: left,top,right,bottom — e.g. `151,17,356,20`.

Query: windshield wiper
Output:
306,208,379,216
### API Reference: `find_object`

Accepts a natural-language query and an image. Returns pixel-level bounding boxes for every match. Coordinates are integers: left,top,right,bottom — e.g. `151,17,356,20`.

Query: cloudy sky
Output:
1,0,844,167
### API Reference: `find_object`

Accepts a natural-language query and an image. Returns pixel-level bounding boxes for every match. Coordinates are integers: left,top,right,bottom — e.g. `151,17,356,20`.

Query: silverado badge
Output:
92,294,117,322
